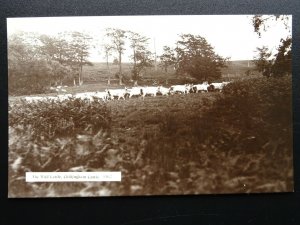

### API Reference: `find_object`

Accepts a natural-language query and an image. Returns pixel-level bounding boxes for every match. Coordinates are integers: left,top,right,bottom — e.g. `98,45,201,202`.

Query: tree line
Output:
8,28,228,95
8,15,292,95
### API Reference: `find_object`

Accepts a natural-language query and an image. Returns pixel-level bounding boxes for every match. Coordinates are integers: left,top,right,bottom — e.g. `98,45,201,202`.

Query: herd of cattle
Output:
23,81,231,103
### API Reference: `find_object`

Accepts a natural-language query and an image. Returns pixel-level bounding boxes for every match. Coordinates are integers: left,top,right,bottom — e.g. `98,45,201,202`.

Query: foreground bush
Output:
9,98,111,140
198,76,292,153
126,76,293,194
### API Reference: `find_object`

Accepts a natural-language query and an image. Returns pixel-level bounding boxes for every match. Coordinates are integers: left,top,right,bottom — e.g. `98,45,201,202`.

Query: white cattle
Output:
45,96,59,102
24,96,44,103
129,87,143,98
93,91,109,101
74,92,94,101
158,86,170,96
106,88,129,100
211,82,226,92
169,84,189,95
222,81,231,86
141,86,159,98
57,94,73,101
193,83,209,93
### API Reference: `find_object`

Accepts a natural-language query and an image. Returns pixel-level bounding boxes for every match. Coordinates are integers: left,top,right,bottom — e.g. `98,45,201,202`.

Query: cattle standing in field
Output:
210,81,231,92
24,96,44,103
74,92,95,101
45,96,59,101
106,88,129,100
193,83,210,93
158,86,170,96
93,91,109,101
169,84,190,95
141,86,159,98
128,87,144,99
57,94,73,101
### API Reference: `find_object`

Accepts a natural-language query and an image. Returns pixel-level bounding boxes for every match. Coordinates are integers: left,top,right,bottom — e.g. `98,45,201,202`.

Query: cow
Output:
106,88,129,100
129,87,144,98
142,86,159,97
193,83,210,93
169,84,190,95
158,86,170,96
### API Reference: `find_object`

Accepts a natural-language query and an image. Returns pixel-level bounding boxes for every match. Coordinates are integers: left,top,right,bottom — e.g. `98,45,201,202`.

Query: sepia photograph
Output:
7,15,293,197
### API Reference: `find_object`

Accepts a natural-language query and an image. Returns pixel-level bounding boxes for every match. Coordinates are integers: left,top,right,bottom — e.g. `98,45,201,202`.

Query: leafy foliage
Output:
252,15,290,37
252,15,292,77
128,31,153,83
175,34,228,81
9,98,111,139
159,46,177,72
9,77,293,197
8,31,93,95
105,28,127,85
253,46,273,77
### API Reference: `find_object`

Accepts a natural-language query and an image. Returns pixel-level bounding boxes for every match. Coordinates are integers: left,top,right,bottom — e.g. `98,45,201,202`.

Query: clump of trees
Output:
8,31,93,95
159,34,228,82
104,29,154,86
175,34,228,82
159,46,176,73
252,15,292,77
128,31,153,85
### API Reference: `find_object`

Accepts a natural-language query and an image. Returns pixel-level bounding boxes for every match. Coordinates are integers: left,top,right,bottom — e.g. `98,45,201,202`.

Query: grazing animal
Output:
106,88,129,100
170,84,189,95
93,91,109,101
24,96,44,103
74,92,95,101
45,96,59,102
222,81,231,86
57,94,73,101
193,83,209,93
129,87,144,98
210,82,229,92
141,86,159,97
158,86,170,96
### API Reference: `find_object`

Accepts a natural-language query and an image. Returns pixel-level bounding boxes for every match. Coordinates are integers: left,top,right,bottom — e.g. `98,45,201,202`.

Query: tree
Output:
8,32,54,94
252,15,291,37
159,46,177,72
105,28,127,85
113,58,119,65
272,37,292,76
175,34,227,82
252,15,292,77
39,33,73,85
68,31,93,86
102,44,114,85
253,46,273,77
128,31,153,85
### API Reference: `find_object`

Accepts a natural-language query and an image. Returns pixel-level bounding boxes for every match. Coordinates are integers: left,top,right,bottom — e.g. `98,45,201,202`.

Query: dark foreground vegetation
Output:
8,76,293,197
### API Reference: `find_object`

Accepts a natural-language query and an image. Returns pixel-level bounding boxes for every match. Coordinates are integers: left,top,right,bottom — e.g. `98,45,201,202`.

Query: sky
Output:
7,15,292,62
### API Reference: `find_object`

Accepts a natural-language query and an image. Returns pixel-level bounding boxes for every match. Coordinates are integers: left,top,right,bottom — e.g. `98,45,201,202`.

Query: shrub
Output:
9,98,111,140
195,76,292,152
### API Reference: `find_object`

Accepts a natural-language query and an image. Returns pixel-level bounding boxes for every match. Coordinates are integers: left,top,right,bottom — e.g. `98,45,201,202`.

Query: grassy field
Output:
8,76,293,197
